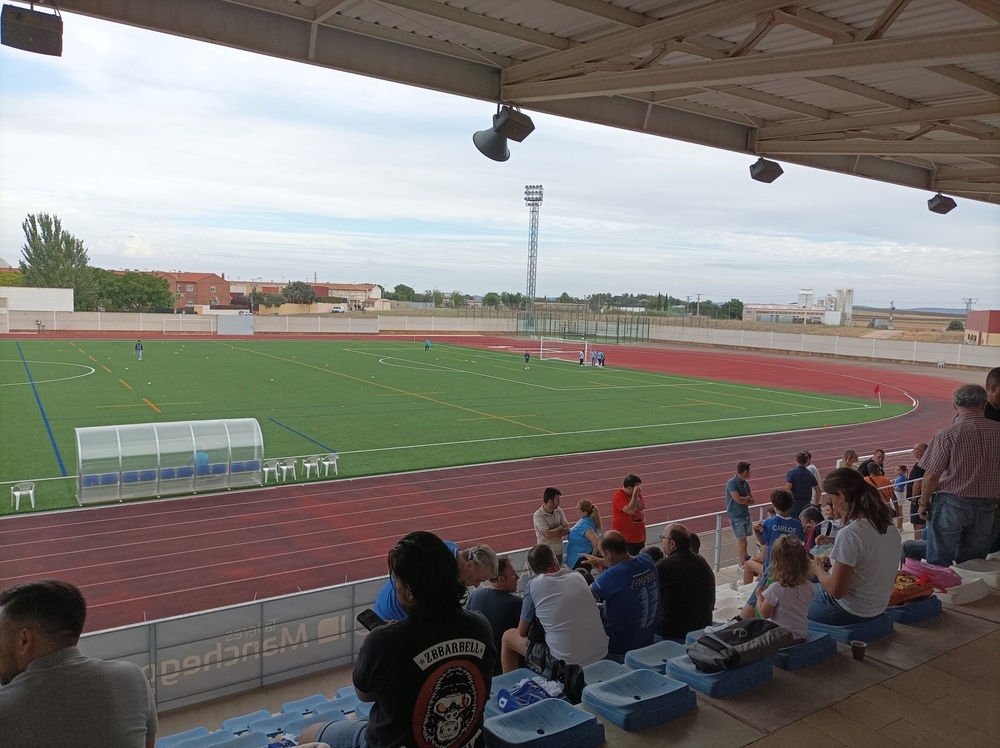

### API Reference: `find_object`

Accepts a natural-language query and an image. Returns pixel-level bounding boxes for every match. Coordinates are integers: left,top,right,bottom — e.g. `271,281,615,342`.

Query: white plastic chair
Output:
318,453,339,476
262,459,280,484
277,457,297,481
11,482,35,510
302,455,322,479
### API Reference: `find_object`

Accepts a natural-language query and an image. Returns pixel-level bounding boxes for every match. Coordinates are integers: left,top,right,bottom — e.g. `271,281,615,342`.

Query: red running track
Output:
0,341,970,632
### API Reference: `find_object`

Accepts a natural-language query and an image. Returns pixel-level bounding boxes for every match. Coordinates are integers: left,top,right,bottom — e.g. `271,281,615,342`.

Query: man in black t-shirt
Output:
986,367,1000,424
906,442,928,541
303,532,494,748
656,524,716,641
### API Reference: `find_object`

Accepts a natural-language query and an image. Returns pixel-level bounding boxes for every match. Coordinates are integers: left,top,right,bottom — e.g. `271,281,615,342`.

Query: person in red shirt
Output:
611,474,647,555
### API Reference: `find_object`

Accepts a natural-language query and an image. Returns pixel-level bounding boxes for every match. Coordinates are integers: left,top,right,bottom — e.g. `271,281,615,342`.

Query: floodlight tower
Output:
524,184,543,331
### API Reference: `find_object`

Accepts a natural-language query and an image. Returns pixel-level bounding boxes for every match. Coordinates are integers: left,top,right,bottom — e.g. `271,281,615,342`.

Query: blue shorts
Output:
728,513,753,540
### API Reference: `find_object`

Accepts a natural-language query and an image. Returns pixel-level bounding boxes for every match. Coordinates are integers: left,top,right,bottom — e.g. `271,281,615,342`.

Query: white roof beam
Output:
503,30,999,101
544,0,648,28
953,0,1000,24
806,75,919,110
759,100,999,138
313,0,351,24
761,140,1000,156
709,85,835,119
926,65,1000,97
504,0,790,84
374,0,576,51
773,8,857,44
728,13,778,57
856,0,913,42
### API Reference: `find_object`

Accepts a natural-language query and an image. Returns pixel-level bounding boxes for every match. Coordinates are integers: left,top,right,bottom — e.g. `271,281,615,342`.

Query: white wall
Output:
0,286,74,312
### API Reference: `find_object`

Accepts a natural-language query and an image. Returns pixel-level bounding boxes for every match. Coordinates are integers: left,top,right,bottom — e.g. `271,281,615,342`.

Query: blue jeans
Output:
807,584,871,626
316,718,368,748
926,493,996,566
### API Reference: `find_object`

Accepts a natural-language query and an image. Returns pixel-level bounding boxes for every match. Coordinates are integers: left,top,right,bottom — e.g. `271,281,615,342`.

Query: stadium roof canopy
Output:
56,0,1000,204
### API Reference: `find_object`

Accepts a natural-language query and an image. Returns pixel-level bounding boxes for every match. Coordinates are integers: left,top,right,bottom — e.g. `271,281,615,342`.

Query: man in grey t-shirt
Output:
0,579,157,748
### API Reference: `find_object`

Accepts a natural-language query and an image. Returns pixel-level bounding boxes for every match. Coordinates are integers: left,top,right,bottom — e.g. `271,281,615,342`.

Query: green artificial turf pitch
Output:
0,338,906,511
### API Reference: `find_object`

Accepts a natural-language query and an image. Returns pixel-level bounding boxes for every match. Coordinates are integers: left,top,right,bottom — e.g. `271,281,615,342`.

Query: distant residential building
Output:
965,310,1000,346
153,271,230,310
229,280,385,311
744,288,853,325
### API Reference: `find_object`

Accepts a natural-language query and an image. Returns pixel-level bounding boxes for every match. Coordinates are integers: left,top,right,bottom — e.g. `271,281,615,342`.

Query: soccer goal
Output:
539,337,591,364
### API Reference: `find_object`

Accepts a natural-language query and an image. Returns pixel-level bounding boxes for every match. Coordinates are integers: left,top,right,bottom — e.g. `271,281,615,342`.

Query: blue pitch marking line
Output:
267,418,335,452
16,341,68,476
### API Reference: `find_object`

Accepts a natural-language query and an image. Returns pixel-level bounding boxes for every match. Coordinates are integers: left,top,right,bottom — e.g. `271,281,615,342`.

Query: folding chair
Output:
262,459,280,484
318,453,339,477
11,482,35,511
277,458,297,481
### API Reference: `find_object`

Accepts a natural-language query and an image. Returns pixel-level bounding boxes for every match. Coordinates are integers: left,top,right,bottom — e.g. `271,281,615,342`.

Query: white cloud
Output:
1,13,998,309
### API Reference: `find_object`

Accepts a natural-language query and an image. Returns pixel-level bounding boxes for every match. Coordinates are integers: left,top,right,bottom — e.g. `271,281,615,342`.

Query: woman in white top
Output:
809,468,901,625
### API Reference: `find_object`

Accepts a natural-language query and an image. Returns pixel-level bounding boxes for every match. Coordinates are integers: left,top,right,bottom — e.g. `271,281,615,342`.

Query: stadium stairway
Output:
157,563,1000,748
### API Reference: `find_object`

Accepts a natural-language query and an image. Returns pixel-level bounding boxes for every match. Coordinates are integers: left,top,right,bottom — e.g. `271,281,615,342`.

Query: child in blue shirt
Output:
737,489,804,620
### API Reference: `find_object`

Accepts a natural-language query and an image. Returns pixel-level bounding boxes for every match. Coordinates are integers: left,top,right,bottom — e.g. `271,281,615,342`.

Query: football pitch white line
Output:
337,403,881,456
0,360,96,387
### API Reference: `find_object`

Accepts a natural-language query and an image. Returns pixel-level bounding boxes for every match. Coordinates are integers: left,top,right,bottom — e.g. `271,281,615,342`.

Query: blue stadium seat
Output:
247,715,290,737
174,731,234,748
197,465,211,476
140,470,157,481
310,702,350,722
355,701,373,718
484,697,605,748
808,612,894,644
886,596,942,625
210,734,270,748
769,632,837,671
230,462,245,473
581,668,697,731
279,714,320,740
245,460,260,471
211,463,227,475
665,655,772,698
486,668,539,718
159,468,176,480
582,658,629,684
100,473,118,485
82,475,99,487
280,693,328,715
122,471,139,483
156,727,211,748
177,466,194,478
623,640,688,673
220,710,271,734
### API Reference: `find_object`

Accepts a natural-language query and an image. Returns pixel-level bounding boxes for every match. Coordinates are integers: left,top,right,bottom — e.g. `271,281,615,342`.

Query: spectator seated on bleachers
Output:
808,469,900,627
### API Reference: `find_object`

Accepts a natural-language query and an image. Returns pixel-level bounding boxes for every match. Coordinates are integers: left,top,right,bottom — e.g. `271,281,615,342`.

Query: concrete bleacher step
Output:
665,654,772,698
769,632,837,671
484,697,605,748
886,595,943,624
808,612,893,644
581,668,696,731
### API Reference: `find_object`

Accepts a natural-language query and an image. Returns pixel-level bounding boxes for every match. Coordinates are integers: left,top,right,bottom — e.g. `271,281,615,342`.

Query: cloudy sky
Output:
1,12,997,310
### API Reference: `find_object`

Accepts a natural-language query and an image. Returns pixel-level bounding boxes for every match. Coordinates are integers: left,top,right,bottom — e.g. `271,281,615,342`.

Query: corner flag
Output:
874,384,882,406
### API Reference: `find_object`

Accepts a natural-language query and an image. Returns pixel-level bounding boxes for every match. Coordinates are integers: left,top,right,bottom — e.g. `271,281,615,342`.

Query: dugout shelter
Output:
75,418,264,504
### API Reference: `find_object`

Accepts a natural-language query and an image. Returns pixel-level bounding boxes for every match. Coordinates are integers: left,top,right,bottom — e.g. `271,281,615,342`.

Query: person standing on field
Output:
134,340,143,361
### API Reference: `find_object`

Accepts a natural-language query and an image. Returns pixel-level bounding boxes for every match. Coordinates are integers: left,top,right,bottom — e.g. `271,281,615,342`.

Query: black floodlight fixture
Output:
927,193,957,214
1,3,62,56
474,104,535,162
749,157,783,183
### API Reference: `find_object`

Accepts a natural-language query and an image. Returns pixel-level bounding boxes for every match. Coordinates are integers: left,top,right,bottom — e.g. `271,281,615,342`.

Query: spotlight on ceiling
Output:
927,193,957,215
474,105,535,162
749,157,783,183
1,4,62,56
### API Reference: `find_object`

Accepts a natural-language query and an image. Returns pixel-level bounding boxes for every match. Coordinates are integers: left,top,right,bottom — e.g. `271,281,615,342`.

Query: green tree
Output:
946,320,964,331
260,293,284,308
19,213,96,310
482,292,501,307
0,271,23,286
558,292,574,303
719,298,744,319
392,283,414,302
98,272,173,312
281,281,317,304
450,290,464,308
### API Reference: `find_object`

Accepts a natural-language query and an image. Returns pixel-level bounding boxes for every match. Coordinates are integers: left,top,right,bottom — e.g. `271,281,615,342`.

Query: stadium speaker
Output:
749,157,783,183
474,105,534,162
1,4,62,56
927,193,957,214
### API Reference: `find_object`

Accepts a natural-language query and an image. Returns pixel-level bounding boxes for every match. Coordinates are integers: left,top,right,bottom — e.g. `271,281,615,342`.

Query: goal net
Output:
539,337,591,364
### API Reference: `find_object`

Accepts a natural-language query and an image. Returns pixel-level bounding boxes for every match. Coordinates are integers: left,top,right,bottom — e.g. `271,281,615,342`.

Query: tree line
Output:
13,214,744,319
